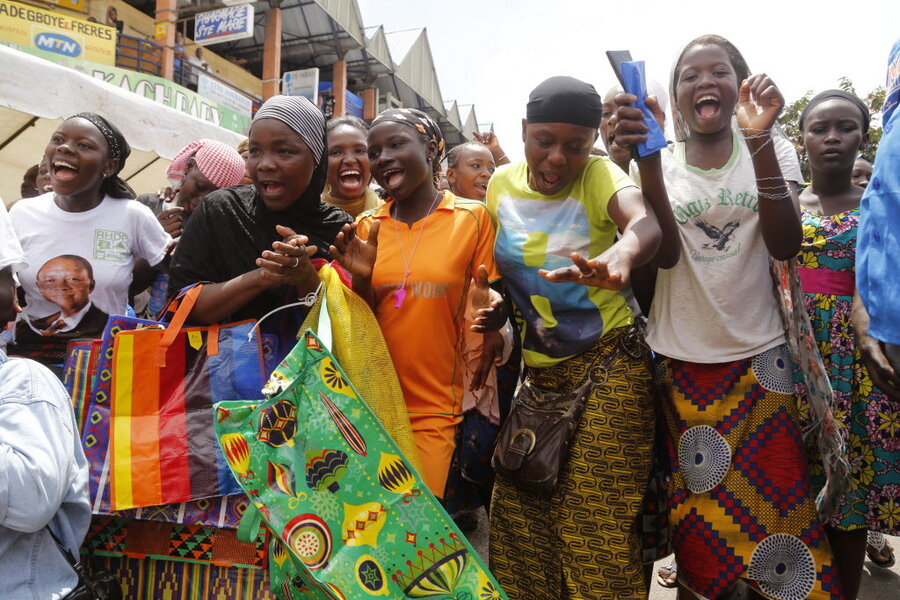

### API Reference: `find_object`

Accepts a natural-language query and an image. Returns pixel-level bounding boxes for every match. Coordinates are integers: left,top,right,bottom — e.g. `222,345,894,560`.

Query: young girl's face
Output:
522,121,596,196
247,118,317,212
367,121,434,201
675,44,739,136
801,99,866,176
447,145,495,200
600,87,632,166
851,158,872,188
326,124,371,201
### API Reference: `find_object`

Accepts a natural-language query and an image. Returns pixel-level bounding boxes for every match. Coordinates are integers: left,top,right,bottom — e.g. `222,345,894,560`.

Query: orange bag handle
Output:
155,285,202,367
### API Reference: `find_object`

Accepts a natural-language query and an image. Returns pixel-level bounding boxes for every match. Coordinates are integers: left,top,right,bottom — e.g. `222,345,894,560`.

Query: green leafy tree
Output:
778,77,885,183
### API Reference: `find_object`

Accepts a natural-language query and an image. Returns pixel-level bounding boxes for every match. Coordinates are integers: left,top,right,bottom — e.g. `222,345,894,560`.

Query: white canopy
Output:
0,45,245,206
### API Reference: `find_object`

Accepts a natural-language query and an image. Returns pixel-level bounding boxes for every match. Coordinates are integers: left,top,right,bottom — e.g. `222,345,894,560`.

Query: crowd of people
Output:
1,32,899,600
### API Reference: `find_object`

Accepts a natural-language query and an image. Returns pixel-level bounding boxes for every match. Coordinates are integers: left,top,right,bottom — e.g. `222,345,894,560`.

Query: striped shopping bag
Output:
108,286,267,510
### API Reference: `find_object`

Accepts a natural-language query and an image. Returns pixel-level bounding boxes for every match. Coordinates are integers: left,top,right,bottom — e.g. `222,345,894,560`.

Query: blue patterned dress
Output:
800,207,900,534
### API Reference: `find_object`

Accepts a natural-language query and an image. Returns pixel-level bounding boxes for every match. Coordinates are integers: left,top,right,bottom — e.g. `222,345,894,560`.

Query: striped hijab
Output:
252,95,325,163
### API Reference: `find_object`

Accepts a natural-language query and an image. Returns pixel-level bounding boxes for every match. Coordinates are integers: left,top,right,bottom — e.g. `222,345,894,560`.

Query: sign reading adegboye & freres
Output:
0,0,115,64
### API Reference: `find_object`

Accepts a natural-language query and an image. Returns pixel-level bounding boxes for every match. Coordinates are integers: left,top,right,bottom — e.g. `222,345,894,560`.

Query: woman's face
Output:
522,120,596,196
326,124,371,201
447,145,495,201
247,118,317,212
367,121,435,200
801,99,866,176
675,44,739,136
44,118,115,198
600,87,632,166
36,157,52,193
851,158,872,188
176,160,217,215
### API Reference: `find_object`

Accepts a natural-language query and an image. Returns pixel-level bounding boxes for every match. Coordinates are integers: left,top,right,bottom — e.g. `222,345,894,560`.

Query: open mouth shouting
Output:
535,170,562,192
695,95,721,120
380,168,404,189
337,168,364,192
52,159,79,183
259,180,285,196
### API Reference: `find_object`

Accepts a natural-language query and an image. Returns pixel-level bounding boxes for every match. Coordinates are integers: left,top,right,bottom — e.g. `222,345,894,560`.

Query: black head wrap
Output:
799,90,870,132
68,112,134,199
526,76,603,129
372,108,445,179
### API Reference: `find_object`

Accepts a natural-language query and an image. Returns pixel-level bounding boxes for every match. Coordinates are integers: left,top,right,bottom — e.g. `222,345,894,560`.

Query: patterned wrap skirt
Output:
661,344,841,600
489,325,656,600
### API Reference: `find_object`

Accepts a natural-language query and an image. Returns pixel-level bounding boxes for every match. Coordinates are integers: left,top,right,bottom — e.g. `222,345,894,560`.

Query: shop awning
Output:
0,45,244,206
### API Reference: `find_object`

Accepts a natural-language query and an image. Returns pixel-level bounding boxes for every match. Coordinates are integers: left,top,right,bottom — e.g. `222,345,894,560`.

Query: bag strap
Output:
575,323,648,390
46,526,101,598
236,502,263,544
155,284,202,367
317,280,332,352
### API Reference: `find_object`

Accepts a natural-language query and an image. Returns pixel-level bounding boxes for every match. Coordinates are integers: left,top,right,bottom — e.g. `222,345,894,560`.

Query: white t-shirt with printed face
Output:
9,193,170,335
647,133,803,363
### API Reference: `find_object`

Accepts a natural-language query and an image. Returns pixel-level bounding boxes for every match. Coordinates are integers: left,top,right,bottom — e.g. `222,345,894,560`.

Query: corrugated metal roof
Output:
387,29,444,114
443,100,462,130
314,0,365,45
458,104,478,140
176,0,472,131
384,28,422,63
363,25,393,71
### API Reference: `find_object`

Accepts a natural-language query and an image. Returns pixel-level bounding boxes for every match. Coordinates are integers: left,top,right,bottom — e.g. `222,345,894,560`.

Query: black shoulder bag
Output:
492,324,648,493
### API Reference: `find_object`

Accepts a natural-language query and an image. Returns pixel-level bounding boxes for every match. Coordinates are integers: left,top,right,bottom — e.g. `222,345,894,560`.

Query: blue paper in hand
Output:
621,60,668,158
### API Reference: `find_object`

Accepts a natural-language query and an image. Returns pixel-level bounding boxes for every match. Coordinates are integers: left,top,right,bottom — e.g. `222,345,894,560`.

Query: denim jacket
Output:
0,349,90,599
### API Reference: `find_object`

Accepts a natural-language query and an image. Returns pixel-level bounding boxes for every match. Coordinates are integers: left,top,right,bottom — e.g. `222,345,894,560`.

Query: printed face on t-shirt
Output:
35,256,95,317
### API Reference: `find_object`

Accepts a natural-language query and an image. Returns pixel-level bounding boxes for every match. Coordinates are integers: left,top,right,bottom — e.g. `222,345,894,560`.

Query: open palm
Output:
736,74,784,134
330,221,379,280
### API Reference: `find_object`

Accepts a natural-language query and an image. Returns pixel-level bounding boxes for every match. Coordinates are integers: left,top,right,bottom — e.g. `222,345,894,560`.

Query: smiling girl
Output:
615,35,841,600
445,141,495,201
331,108,503,499
9,113,170,369
321,116,381,218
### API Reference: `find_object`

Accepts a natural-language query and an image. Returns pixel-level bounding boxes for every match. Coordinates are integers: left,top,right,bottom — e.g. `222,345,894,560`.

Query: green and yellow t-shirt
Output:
486,158,634,368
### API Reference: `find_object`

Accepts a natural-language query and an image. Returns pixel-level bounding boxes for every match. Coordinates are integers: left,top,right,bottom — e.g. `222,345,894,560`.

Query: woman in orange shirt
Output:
331,108,504,498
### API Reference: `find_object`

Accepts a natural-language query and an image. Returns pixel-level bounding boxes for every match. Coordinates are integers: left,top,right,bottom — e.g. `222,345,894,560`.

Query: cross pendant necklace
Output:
391,190,442,309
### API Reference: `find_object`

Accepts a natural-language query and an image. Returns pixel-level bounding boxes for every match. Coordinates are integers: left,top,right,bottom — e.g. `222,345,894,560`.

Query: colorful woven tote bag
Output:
81,315,162,513
214,282,508,600
108,285,266,509
63,338,102,434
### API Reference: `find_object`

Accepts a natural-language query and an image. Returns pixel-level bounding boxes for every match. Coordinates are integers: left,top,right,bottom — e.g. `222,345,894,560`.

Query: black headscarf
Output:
799,90,870,132
371,108,445,179
69,112,134,199
526,76,604,129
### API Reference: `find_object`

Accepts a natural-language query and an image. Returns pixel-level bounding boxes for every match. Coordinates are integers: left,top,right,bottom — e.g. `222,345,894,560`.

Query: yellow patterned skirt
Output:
489,326,655,600
661,345,841,599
